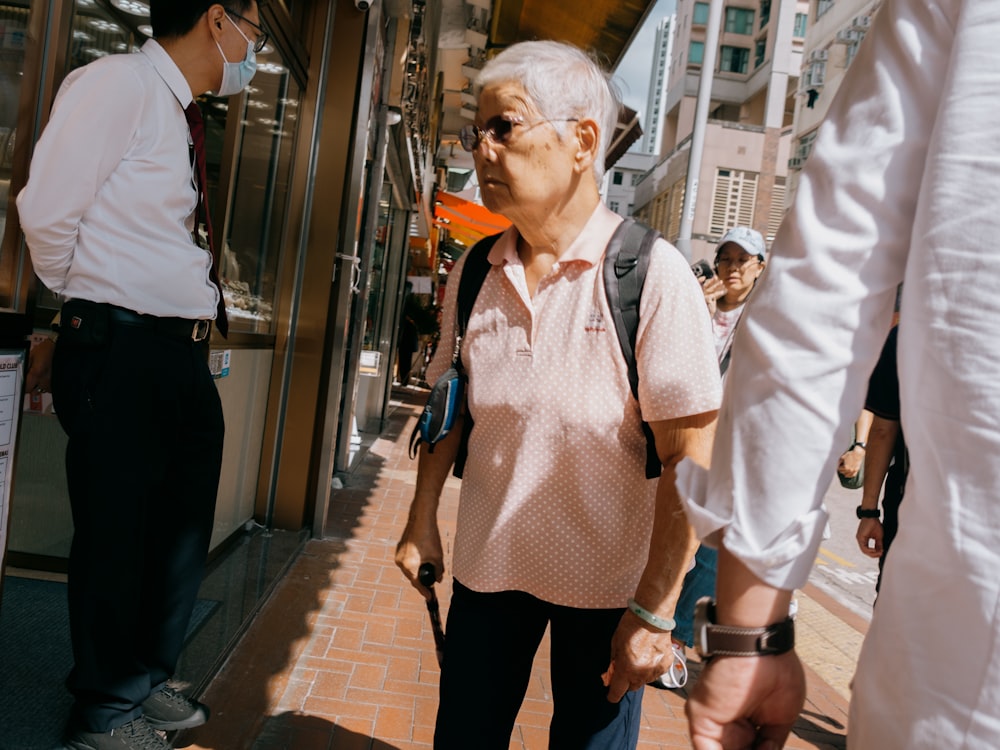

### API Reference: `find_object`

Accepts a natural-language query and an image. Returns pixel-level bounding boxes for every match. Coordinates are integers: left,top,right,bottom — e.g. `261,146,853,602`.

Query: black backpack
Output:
414,218,663,480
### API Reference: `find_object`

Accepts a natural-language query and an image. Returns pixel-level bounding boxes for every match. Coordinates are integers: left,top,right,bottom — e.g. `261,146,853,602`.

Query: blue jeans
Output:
435,580,644,749
672,545,718,648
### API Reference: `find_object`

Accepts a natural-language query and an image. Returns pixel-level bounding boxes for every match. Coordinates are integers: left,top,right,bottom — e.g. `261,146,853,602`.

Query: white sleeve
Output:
16,62,144,294
682,0,960,589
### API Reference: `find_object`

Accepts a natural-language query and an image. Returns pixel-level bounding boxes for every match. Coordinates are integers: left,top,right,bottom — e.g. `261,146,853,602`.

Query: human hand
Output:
394,507,444,601
602,610,672,702
687,651,805,750
26,337,55,394
837,445,864,478
701,277,726,314
856,518,884,558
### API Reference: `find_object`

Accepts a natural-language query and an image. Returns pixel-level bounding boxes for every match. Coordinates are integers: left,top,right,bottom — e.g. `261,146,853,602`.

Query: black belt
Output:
107,306,211,342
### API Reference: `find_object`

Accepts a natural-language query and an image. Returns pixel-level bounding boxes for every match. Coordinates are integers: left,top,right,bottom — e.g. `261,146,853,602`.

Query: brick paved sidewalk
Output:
181,388,849,750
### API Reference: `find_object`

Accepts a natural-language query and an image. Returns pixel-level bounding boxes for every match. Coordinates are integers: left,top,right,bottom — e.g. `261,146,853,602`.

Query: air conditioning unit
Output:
810,48,829,61
851,15,872,31
835,28,859,44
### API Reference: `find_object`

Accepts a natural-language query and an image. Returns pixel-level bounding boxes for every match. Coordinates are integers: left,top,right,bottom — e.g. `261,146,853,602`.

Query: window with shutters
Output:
667,182,686,241
767,177,786,242
653,193,668,233
710,169,758,235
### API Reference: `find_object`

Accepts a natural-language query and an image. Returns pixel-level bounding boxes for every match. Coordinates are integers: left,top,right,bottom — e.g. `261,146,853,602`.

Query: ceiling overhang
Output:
490,0,658,68
606,105,642,171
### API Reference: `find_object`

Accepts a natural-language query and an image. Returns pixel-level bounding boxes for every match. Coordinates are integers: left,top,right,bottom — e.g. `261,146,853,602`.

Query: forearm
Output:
854,409,874,445
714,545,793,627
635,412,717,616
632,468,699,618
860,416,899,510
408,413,465,520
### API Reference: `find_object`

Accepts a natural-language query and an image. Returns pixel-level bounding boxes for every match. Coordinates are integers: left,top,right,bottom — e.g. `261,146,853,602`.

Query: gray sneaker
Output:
142,685,209,731
64,717,170,750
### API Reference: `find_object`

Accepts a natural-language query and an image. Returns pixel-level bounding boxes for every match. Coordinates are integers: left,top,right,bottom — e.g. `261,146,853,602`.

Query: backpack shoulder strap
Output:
603,218,663,479
451,231,502,477
455,233,501,365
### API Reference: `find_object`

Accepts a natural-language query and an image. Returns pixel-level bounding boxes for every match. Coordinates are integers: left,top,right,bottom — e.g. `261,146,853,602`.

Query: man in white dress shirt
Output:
679,0,1000,748
17,2,263,748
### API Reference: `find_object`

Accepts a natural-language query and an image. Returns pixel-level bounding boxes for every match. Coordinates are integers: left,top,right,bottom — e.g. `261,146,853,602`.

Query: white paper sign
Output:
0,350,25,575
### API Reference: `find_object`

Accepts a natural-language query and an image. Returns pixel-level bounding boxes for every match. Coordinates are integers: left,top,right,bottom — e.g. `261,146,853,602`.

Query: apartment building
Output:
604,151,658,217
786,0,882,204
640,16,677,156
632,0,810,262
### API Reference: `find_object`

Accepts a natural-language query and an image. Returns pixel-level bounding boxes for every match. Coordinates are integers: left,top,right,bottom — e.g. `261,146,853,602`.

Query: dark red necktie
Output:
184,101,229,338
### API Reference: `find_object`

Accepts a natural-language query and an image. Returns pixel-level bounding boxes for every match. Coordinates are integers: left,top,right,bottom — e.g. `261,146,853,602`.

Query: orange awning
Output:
433,191,511,244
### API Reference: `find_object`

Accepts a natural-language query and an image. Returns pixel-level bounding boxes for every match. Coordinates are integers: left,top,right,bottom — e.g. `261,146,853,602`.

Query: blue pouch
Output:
409,366,464,457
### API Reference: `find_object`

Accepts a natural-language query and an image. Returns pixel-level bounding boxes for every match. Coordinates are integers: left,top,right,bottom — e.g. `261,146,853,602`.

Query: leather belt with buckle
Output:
106,306,212,343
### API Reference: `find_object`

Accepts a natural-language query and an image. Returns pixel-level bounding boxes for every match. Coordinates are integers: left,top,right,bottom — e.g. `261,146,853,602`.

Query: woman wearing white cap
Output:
702,226,767,372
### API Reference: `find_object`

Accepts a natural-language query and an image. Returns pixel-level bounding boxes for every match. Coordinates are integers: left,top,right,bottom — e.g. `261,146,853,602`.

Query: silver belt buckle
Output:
192,320,210,342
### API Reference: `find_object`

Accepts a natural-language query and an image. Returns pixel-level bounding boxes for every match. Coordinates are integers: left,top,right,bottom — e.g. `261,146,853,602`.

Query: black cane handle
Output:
418,562,437,589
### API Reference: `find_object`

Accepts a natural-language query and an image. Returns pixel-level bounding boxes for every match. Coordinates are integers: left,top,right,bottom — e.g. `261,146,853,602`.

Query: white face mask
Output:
215,14,258,97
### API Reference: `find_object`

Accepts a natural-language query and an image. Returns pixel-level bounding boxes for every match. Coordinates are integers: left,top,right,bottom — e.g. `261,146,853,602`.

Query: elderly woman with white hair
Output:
396,40,721,749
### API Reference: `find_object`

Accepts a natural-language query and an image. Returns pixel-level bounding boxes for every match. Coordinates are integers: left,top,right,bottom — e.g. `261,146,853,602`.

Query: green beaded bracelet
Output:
627,597,676,632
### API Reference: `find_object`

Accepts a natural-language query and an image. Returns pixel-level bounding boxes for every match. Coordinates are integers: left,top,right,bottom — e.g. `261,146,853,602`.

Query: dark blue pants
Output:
52,318,224,732
435,580,643,749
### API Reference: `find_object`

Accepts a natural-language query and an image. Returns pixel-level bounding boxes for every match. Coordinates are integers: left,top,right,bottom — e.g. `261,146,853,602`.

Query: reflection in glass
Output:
216,49,300,335
0,1,30,290
67,0,142,72
363,184,394,348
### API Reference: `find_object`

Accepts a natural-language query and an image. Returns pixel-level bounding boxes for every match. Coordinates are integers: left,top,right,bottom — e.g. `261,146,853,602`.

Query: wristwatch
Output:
856,505,880,519
693,597,795,659
850,441,867,450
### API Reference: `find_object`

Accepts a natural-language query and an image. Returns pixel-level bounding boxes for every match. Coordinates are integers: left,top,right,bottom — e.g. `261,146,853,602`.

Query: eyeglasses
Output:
226,9,269,53
715,256,760,271
459,114,579,152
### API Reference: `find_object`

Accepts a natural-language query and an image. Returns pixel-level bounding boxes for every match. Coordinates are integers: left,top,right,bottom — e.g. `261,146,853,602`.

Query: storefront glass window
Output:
0,1,31,307
363,182,394,349
67,0,143,73
215,50,302,334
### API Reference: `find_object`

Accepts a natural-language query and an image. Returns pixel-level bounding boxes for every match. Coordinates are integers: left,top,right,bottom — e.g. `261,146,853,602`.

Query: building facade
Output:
639,15,676,156
604,151,658,218
785,0,882,205
632,0,810,262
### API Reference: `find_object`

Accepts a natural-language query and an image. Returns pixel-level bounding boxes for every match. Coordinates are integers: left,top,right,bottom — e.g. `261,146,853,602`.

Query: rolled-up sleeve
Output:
681,0,958,589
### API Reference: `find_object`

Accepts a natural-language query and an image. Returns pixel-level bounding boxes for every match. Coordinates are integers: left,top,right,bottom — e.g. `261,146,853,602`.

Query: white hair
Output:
475,40,621,182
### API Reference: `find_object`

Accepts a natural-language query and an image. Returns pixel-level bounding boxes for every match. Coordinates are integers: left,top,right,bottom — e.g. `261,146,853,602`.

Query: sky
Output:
613,0,679,120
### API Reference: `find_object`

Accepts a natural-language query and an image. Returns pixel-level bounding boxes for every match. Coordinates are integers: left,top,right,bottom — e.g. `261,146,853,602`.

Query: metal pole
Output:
676,0,725,260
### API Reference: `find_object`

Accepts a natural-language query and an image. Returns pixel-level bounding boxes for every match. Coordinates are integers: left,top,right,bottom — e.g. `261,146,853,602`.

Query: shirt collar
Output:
487,203,625,268
139,39,195,108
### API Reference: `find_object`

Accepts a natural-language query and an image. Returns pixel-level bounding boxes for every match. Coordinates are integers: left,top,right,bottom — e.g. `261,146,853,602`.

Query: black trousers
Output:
52,319,224,732
435,580,643,750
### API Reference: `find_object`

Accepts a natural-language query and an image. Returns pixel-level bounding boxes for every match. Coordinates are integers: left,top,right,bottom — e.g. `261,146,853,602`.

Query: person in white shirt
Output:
16,2,264,748
680,0,1000,748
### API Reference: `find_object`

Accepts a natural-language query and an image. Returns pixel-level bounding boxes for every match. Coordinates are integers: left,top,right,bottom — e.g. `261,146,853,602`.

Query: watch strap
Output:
856,505,880,519
704,619,795,657
697,598,795,658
